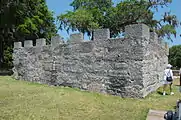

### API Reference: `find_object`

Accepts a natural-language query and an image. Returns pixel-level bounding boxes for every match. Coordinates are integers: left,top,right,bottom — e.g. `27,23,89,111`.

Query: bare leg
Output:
180,74,181,86
169,83,172,93
170,83,174,95
163,84,167,95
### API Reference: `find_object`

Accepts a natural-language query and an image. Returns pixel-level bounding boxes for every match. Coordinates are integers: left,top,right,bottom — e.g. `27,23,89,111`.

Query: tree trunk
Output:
91,31,94,40
0,38,4,69
180,73,181,86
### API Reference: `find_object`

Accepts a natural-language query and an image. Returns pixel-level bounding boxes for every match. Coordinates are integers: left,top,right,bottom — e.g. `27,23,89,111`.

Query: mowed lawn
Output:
0,76,181,120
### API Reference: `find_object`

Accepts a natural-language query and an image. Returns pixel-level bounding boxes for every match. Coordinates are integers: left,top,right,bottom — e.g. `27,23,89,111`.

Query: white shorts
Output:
163,80,172,85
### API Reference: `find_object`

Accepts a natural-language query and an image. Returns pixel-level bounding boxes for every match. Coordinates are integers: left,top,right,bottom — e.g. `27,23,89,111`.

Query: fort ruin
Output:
12,24,169,98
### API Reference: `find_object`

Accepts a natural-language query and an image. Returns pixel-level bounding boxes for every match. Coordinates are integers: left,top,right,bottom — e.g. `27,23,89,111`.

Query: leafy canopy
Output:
169,45,181,69
0,0,57,68
58,0,179,39
0,0,57,41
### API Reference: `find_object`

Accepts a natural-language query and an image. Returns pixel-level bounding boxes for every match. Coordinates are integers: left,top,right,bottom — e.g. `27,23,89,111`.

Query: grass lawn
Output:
0,76,181,120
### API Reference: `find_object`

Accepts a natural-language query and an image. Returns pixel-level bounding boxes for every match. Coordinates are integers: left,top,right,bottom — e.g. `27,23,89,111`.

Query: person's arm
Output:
170,69,173,79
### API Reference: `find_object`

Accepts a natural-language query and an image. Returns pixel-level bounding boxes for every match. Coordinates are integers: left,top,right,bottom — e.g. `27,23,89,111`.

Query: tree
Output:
58,0,113,36
57,0,179,39
0,0,57,68
15,0,57,40
169,45,181,69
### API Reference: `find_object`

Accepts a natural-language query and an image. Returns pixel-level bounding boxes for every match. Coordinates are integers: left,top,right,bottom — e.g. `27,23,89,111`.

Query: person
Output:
179,68,181,86
163,64,174,95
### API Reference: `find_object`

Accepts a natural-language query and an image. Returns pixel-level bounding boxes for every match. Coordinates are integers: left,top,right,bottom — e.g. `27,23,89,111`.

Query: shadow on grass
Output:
157,91,163,95
157,91,172,96
0,69,13,76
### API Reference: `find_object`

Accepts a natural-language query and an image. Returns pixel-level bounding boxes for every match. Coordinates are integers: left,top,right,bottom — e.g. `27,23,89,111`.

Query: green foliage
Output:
70,0,113,11
106,0,155,36
3,47,13,68
58,9,99,35
57,0,179,39
14,0,57,40
0,0,57,68
58,0,113,36
169,45,181,68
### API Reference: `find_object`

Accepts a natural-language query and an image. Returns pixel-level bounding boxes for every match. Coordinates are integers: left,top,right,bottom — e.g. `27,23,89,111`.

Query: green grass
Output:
0,76,181,120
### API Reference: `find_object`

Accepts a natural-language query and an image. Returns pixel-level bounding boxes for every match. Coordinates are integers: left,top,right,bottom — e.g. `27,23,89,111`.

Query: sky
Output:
46,0,181,46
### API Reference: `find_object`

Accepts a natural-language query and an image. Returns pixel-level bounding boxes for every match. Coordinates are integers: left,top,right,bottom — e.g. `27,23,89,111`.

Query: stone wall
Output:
12,24,169,98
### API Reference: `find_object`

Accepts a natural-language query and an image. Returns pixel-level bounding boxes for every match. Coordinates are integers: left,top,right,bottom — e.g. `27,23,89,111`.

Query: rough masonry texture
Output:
12,24,169,98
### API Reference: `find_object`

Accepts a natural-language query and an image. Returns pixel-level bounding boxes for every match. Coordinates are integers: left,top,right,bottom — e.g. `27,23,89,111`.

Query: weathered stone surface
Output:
93,29,110,41
146,109,166,120
12,24,168,98
150,32,158,43
125,24,150,39
69,33,84,44
36,38,46,46
24,40,33,47
14,42,22,48
51,35,64,47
